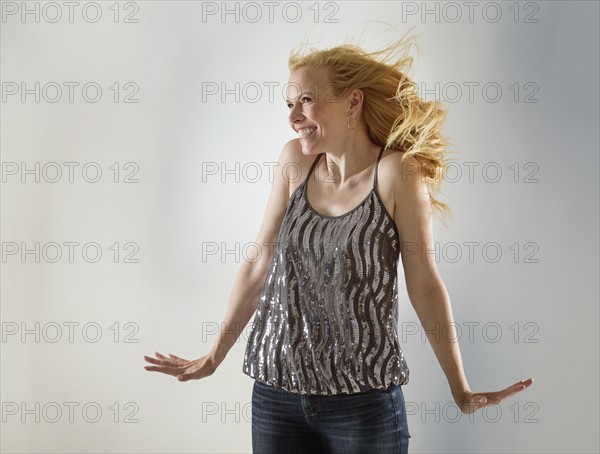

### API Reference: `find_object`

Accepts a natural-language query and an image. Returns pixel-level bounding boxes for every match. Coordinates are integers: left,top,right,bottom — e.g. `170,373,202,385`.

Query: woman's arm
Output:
386,153,533,413
144,139,299,380
208,141,306,368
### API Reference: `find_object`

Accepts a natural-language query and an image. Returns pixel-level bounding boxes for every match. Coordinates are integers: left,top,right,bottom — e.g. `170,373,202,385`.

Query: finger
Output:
155,352,168,359
169,354,189,362
144,366,170,372
507,378,534,391
481,385,532,405
143,356,177,367
520,378,534,388
176,367,206,382
143,355,159,364
143,356,168,365
505,382,526,393
481,381,530,403
468,394,488,405
501,379,534,397
144,365,185,376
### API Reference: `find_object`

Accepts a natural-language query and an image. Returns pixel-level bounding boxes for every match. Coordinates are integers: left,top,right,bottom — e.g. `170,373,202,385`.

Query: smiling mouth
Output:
298,127,317,138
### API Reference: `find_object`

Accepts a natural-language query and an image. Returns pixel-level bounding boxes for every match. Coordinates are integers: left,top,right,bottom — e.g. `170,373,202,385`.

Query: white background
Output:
2,1,599,453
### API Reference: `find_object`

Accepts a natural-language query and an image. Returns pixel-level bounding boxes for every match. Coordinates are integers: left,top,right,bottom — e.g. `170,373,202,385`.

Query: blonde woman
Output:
144,34,534,453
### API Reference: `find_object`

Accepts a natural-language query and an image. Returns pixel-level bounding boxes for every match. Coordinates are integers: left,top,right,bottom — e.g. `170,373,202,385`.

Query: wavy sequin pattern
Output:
242,145,410,395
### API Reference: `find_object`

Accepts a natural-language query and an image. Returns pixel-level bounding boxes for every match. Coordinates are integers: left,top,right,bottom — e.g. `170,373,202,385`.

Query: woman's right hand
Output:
143,351,217,382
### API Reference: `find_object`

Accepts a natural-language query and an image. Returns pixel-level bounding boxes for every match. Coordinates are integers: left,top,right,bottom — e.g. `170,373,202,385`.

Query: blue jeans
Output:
251,380,411,454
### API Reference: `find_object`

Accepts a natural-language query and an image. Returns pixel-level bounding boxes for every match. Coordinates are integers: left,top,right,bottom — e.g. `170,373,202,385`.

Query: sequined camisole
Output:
241,144,410,396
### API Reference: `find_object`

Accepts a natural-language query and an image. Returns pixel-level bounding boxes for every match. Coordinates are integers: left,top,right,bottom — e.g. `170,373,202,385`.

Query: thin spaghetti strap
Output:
306,153,323,183
373,145,385,190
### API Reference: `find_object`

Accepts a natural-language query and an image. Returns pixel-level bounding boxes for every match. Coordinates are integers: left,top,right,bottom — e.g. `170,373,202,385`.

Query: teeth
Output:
298,127,317,138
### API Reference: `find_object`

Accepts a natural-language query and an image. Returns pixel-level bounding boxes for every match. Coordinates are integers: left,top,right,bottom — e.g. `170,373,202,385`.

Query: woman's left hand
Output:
456,378,534,414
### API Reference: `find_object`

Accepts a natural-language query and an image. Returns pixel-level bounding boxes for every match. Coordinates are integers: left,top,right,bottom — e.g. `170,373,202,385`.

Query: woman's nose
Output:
288,103,303,123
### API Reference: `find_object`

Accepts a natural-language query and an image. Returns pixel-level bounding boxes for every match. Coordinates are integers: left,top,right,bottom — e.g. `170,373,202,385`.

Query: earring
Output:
347,115,355,130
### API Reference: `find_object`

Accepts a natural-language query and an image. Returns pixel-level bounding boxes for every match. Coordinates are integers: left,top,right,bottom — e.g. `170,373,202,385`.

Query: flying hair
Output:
288,26,456,225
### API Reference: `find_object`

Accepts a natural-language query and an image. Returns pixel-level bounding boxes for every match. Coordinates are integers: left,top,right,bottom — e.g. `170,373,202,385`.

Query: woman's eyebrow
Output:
285,91,314,103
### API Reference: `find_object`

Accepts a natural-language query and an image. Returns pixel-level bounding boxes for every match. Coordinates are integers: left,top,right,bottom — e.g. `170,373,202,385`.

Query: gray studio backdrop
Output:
1,1,598,453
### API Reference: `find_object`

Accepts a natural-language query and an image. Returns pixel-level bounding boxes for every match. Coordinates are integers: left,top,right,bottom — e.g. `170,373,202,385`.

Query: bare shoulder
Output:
378,149,422,183
377,149,425,219
283,138,318,197
279,137,307,163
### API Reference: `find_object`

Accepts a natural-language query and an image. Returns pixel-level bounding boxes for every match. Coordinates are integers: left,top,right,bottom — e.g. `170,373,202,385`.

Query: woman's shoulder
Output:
279,138,315,165
379,148,423,186
377,148,427,217
281,138,318,196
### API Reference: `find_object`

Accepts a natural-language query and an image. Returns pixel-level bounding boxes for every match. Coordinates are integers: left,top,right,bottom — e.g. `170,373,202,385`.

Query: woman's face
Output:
286,66,349,154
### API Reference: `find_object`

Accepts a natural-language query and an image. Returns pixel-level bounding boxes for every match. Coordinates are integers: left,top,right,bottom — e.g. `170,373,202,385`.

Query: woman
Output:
144,35,534,453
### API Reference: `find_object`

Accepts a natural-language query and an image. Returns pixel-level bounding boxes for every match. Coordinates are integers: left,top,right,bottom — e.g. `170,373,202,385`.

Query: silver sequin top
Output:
242,145,409,395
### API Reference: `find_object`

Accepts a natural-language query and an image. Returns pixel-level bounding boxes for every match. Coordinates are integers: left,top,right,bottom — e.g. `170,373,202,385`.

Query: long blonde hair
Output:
288,31,454,225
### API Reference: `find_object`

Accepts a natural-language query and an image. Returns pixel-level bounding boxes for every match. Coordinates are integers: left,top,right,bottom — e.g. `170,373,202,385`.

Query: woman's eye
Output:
287,97,311,108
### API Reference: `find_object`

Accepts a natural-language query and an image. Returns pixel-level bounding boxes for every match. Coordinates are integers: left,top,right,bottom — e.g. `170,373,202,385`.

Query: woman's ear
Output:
348,89,364,115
